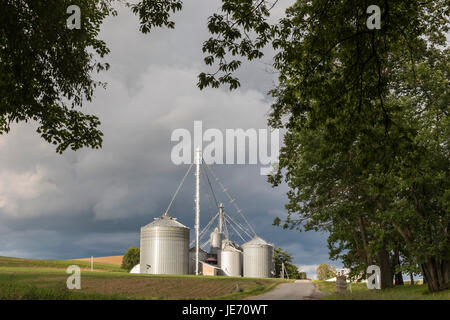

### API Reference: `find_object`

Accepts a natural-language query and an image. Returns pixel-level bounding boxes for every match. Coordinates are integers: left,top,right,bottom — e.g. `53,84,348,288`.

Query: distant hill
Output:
73,255,123,266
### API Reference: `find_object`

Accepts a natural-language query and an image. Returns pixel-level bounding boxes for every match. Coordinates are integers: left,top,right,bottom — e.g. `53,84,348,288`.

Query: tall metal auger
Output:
194,148,201,276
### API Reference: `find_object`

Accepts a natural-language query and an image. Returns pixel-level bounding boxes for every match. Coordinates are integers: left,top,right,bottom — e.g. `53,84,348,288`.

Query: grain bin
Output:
140,213,189,275
242,236,274,278
220,240,243,277
189,247,208,274
209,227,223,254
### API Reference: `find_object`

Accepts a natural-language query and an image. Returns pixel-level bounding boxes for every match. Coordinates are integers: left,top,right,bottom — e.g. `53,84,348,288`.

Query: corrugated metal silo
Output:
220,241,243,277
189,247,208,274
209,227,223,254
242,236,274,278
140,213,189,275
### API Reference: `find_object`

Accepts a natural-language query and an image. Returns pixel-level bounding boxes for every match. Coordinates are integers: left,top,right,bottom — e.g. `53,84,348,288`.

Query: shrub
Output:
121,247,140,272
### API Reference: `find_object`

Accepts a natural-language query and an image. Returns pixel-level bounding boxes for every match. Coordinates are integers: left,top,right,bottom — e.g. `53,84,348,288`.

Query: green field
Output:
0,257,289,300
313,280,450,300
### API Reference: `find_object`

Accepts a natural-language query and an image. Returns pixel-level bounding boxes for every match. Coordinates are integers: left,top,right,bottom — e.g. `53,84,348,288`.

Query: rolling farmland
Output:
0,257,288,300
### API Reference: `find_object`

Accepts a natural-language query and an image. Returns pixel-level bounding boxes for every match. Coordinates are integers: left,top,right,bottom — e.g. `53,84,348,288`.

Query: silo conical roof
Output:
242,236,273,247
222,239,242,252
143,213,189,229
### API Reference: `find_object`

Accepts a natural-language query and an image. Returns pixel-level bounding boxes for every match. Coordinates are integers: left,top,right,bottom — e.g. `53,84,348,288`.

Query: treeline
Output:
260,1,449,292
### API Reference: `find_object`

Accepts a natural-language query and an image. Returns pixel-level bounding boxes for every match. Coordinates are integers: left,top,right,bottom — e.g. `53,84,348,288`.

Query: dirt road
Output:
248,280,325,300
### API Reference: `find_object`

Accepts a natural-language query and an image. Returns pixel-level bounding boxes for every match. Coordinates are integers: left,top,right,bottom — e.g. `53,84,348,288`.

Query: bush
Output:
121,247,140,272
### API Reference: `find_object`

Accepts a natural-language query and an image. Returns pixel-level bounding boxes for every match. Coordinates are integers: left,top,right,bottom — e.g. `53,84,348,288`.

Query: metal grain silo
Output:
140,213,189,275
242,236,274,278
209,228,223,254
220,241,243,277
189,247,208,274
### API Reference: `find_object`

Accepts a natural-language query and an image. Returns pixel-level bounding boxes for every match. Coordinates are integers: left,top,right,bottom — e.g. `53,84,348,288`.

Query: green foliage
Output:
316,264,336,281
0,0,186,152
197,0,277,90
130,0,183,33
273,247,301,279
121,247,140,272
0,0,117,153
298,272,307,280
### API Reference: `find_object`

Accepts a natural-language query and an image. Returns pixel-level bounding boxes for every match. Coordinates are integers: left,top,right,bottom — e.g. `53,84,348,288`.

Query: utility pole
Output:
195,147,201,275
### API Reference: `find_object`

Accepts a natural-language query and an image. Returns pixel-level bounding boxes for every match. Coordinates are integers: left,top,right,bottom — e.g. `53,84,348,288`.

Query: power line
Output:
201,161,219,208
190,212,219,248
224,211,253,240
164,163,194,215
224,216,246,243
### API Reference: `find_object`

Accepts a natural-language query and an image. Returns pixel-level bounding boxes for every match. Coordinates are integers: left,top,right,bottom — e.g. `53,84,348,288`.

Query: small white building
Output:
130,264,140,274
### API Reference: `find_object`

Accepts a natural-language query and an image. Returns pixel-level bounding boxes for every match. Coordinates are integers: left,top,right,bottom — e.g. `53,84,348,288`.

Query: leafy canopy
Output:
0,0,116,153
121,246,140,271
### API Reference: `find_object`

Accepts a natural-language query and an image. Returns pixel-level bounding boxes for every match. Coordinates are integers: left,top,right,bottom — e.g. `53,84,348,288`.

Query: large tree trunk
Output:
410,273,414,285
392,247,404,285
421,258,450,292
357,216,372,266
377,247,393,289
395,272,404,285
422,266,427,284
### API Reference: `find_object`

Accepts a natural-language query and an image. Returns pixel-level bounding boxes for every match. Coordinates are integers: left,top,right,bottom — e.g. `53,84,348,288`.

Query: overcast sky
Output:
0,0,338,279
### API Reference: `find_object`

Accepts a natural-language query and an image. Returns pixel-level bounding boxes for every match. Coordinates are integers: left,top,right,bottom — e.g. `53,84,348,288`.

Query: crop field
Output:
313,280,450,300
74,256,123,266
0,257,288,300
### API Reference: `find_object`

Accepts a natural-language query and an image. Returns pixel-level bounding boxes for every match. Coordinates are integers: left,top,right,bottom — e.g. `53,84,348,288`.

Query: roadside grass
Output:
313,280,450,300
0,257,289,300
